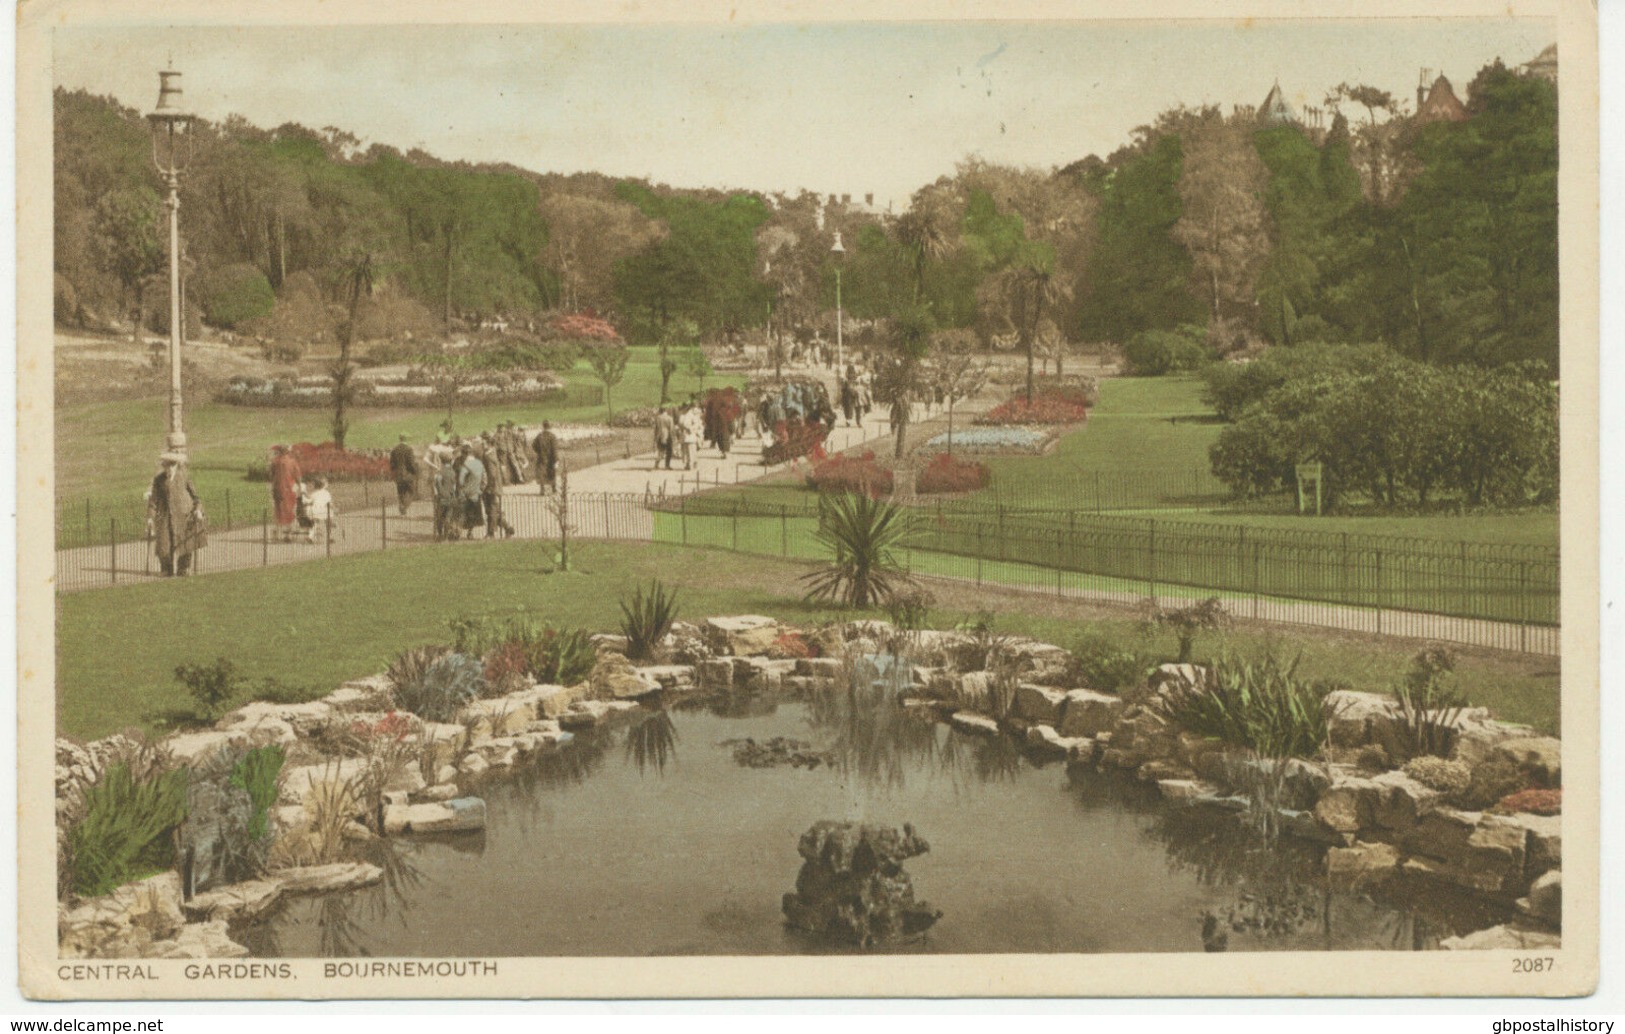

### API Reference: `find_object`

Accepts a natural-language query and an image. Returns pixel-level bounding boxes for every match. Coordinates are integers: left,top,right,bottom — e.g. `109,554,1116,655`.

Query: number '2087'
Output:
1514,957,1555,973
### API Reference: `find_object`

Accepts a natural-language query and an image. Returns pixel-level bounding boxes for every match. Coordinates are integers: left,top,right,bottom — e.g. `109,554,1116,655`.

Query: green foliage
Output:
801,492,918,609
620,580,680,661
1123,325,1209,376
173,658,242,722
391,651,486,723
1393,646,1470,759
229,745,286,843
1158,651,1339,760
1144,597,1229,663
69,761,189,899
469,617,599,688
198,263,276,329
1067,633,1153,694
613,184,770,337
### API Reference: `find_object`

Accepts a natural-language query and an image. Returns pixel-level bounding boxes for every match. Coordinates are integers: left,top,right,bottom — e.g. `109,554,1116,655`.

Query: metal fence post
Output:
1374,549,1384,636
681,498,688,546
326,516,334,559
109,518,117,585
262,510,269,568
226,490,233,533
604,494,612,538
780,505,789,556
976,526,984,586
1519,560,1529,653
1146,518,1156,603
1055,527,1063,597
732,501,740,551
85,498,92,546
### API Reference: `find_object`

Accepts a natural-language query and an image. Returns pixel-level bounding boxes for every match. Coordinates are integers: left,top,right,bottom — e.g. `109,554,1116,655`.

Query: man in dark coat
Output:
388,433,420,516
147,453,206,576
532,420,559,494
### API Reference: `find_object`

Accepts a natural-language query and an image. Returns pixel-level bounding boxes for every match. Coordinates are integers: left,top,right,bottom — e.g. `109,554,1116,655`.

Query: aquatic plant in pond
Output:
924,427,1049,452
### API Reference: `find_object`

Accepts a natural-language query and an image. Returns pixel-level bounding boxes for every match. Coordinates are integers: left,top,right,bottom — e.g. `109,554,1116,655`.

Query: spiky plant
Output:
801,492,918,609
620,580,680,661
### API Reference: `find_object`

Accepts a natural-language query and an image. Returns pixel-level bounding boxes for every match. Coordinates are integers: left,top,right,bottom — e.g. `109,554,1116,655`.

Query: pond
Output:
239,689,1507,957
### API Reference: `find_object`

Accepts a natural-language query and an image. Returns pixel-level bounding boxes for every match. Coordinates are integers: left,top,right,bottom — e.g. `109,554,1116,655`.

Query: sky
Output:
54,18,1555,209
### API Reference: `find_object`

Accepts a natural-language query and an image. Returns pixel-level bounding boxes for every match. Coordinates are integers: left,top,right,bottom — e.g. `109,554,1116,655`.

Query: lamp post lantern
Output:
146,68,197,458
830,231,846,373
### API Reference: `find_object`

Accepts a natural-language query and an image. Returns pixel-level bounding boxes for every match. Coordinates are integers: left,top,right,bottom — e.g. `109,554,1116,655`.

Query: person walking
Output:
679,403,702,469
147,452,207,576
455,445,486,539
532,420,559,494
653,407,675,470
388,433,420,516
478,441,515,538
269,444,302,542
432,453,459,541
303,476,336,544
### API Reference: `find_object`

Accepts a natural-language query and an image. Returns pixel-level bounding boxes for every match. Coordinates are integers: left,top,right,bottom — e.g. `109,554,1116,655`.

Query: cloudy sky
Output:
54,18,1554,208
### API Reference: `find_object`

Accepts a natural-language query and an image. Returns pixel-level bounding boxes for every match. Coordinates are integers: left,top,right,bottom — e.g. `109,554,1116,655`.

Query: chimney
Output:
842,193,851,204
1418,68,1429,111
865,193,874,207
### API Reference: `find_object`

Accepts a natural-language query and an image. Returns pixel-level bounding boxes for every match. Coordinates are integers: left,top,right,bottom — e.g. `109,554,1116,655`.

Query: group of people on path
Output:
268,445,336,545
651,404,706,471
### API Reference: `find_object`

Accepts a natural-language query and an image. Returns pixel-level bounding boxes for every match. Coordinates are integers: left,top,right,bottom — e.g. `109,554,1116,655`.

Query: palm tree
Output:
801,492,918,608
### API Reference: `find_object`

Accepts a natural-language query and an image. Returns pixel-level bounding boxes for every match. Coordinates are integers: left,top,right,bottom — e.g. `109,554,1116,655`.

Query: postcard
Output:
17,0,1599,1000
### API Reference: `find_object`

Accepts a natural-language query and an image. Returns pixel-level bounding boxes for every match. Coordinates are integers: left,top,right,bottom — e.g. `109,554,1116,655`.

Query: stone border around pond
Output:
56,615,1561,958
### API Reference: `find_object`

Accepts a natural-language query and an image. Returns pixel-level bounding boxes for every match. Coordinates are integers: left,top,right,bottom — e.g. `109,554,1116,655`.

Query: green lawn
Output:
55,348,741,541
56,539,1559,742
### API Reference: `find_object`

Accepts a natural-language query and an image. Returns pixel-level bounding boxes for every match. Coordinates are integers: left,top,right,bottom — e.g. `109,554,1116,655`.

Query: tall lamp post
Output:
147,68,197,458
830,231,845,373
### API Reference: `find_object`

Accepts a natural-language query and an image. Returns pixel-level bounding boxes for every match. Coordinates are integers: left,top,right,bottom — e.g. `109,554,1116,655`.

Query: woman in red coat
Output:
269,444,303,541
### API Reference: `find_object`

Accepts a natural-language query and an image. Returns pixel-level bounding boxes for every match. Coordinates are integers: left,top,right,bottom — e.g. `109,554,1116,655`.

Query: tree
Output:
198,263,275,329
1171,110,1271,325
683,346,713,394
584,343,629,418
871,305,936,460
628,313,699,405
926,329,988,453
800,492,919,609
92,187,166,343
329,253,374,449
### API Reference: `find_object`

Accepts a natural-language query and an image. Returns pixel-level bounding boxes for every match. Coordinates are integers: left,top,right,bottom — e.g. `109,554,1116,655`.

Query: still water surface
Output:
242,695,1501,956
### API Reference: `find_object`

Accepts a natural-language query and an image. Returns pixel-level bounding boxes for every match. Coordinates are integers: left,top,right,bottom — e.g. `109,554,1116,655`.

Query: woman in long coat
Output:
269,445,302,541
147,453,207,576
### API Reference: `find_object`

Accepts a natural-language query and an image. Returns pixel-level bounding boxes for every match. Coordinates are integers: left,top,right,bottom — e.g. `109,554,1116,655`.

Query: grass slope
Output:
56,540,1559,742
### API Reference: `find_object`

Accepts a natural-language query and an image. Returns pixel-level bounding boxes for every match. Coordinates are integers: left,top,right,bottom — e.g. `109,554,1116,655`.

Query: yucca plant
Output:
68,762,189,898
386,645,450,696
391,652,486,723
620,580,680,661
1393,645,1469,759
801,492,918,609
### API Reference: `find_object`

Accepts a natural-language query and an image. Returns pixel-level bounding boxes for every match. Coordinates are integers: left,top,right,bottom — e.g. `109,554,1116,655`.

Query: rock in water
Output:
782,821,942,946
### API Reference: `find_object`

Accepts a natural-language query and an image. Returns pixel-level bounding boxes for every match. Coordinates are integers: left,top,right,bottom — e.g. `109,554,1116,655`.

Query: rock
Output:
1024,724,1067,757
1368,769,1441,832
59,872,186,959
325,676,393,713
413,782,460,803
144,920,250,959
165,729,249,765
271,863,383,895
1402,807,1482,862
558,699,639,730
384,764,426,795
1211,756,1332,813
1002,639,1072,681
1013,684,1067,724
1157,779,1218,803
381,790,412,809
1137,664,1207,705
590,633,629,655
435,765,458,785
795,657,844,679
1439,923,1562,951
1520,870,1562,926
1313,773,1383,834
635,664,697,690
1450,716,1538,767
950,711,1000,736
523,683,586,719
1137,759,1195,783
457,753,490,778
278,759,371,806
1464,814,1530,893
1500,812,1562,876
1491,737,1562,788
418,722,467,770
696,658,734,690
218,700,333,737
1323,690,1402,750
1400,811,1529,895
1326,840,1401,880
461,697,534,739
182,880,283,924
271,805,308,834
704,615,783,657
781,821,941,947
1108,709,1178,768
383,797,486,835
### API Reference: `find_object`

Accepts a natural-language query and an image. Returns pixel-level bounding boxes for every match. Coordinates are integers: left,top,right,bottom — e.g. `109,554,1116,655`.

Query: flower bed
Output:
806,451,893,496
287,442,390,482
924,427,1052,453
916,452,990,495
218,373,565,409
977,386,1092,426
763,419,830,465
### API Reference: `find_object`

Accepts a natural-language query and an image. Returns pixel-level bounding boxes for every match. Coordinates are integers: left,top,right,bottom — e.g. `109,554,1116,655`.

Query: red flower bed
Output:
350,711,413,742
1493,788,1561,816
807,451,893,496
980,388,1092,426
289,441,391,482
763,419,829,465
548,312,621,342
917,452,991,495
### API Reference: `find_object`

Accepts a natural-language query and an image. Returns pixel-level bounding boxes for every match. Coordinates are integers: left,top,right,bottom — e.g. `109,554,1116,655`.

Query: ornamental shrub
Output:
916,452,989,495
980,390,1090,426
198,263,276,330
391,652,486,723
807,451,893,496
1124,326,1210,376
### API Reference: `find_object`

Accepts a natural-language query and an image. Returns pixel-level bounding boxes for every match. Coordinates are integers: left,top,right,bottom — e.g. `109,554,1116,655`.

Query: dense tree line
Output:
54,53,1556,382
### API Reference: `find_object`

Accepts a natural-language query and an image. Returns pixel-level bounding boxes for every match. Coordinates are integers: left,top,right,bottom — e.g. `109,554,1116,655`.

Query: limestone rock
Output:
165,729,250,765
1313,774,1383,833
1327,841,1401,880
1439,923,1561,951
383,797,486,835
435,764,458,785
1450,716,1538,767
1367,769,1441,832
278,759,370,806
637,664,697,691
704,615,783,657
1491,737,1562,788
457,753,490,778
414,782,460,803
1500,812,1562,876
182,880,282,924
696,658,735,690
1520,870,1561,926
781,821,941,947
523,683,586,719
559,699,640,730
950,711,1000,736
144,920,250,959
795,657,844,679
418,722,467,770
1137,759,1196,783
59,872,186,959
461,697,534,739
1013,684,1068,725
1157,779,1218,803
218,700,334,737
271,863,383,895
1323,690,1402,750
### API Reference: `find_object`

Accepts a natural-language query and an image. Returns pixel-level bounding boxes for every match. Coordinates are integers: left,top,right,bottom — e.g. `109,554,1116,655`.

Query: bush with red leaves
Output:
289,441,391,481
1493,788,1562,816
769,631,818,659
764,419,830,465
807,451,893,496
548,312,621,342
916,452,990,495
980,388,1092,426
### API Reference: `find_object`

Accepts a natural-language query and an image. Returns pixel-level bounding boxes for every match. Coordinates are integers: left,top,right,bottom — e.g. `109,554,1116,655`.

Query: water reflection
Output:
625,709,679,777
